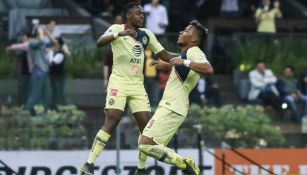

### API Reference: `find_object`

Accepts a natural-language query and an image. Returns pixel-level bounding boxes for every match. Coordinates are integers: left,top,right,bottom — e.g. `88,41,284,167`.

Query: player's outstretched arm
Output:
97,29,137,47
156,50,179,62
150,60,172,70
170,57,213,76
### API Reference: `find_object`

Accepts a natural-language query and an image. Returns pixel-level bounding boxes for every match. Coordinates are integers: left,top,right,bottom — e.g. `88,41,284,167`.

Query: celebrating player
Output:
81,2,178,175
138,20,213,175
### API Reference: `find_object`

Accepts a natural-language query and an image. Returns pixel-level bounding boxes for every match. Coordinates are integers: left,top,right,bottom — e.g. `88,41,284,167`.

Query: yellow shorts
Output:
105,87,151,113
142,106,186,145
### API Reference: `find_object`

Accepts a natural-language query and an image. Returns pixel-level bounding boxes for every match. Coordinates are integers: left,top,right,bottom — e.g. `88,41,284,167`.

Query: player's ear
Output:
191,36,198,43
126,12,131,19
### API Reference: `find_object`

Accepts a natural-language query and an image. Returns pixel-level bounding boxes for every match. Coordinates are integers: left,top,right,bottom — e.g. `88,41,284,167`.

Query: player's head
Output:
255,60,265,73
123,2,144,28
177,20,208,47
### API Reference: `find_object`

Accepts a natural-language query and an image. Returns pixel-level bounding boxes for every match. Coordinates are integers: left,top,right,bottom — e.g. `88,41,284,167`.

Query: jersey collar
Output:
124,23,129,30
182,45,196,53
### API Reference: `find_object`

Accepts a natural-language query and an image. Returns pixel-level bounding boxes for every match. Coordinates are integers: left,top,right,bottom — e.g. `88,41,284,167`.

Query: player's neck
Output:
126,22,138,31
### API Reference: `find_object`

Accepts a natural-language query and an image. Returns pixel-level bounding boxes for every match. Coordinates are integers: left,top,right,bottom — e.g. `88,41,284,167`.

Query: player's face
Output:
128,6,145,28
177,25,196,46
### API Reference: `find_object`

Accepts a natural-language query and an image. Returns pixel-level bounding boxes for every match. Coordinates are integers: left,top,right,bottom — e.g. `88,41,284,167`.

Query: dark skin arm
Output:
150,60,172,70
170,57,214,76
96,29,138,47
156,50,179,62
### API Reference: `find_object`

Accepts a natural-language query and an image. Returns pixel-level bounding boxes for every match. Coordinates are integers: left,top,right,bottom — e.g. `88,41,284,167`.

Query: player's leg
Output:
81,88,126,175
138,107,200,175
133,112,151,174
128,89,151,174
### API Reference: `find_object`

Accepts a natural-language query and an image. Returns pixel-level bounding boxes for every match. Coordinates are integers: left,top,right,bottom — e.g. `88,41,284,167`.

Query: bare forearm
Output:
189,62,213,76
103,66,110,80
97,34,115,47
156,50,180,62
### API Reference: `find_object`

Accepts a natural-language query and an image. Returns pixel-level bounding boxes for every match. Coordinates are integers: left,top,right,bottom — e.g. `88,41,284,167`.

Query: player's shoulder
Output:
140,28,154,36
187,46,204,55
187,46,207,62
109,24,124,30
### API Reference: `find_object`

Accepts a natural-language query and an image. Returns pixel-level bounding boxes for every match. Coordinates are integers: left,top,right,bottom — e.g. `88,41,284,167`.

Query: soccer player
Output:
138,20,213,175
81,2,178,175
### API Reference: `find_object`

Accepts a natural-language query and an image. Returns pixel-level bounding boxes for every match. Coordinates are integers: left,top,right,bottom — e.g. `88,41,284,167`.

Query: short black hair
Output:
123,2,141,20
284,65,295,72
189,20,208,46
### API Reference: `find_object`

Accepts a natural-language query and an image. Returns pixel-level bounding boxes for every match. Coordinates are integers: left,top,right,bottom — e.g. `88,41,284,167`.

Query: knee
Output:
139,144,151,154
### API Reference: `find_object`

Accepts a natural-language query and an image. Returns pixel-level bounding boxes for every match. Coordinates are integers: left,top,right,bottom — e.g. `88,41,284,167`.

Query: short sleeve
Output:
255,8,262,18
187,48,209,63
146,29,164,54
102,24,122,36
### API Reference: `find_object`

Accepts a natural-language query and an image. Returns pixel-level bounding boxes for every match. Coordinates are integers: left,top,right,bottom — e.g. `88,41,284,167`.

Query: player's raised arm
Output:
150,59,172,70
170,56,213,76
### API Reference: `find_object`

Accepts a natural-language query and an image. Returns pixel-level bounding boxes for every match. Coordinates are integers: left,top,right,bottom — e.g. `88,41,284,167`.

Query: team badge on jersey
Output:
110,89,118,96
109,98,115,105
142,36,148,45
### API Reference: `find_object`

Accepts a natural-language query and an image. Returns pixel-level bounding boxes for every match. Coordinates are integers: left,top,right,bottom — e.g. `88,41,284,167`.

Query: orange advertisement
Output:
215,149,307,175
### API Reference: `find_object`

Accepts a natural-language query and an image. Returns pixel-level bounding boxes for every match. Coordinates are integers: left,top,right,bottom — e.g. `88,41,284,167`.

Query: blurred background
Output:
0,0,307,174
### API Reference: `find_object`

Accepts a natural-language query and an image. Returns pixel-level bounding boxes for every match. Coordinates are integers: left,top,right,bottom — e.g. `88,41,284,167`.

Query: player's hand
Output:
170,57,184,66
149,60,161,67
119,29,137,37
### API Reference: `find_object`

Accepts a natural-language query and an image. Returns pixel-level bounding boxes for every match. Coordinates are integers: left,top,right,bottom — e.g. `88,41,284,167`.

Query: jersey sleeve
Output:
187,48,209,63
102,24,122,36
146,29,164,54
255,8,262,18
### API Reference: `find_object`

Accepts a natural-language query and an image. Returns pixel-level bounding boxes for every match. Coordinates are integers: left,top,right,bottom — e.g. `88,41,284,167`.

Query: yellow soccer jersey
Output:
159,46,209,116
103,24,164,89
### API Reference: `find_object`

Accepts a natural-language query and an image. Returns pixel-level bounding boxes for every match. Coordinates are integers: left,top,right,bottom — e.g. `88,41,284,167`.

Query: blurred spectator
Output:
144,49,160,107
248,61,283,115
48,37,66,108
220,0,239,17
44,20,61,42
103,15,123,88
44,20,70,56
299,72,307,117
276,66,300,122
255,0,282,34
144,0,169,36
8,27,51,114
190,77,222,107
6,34,32,105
